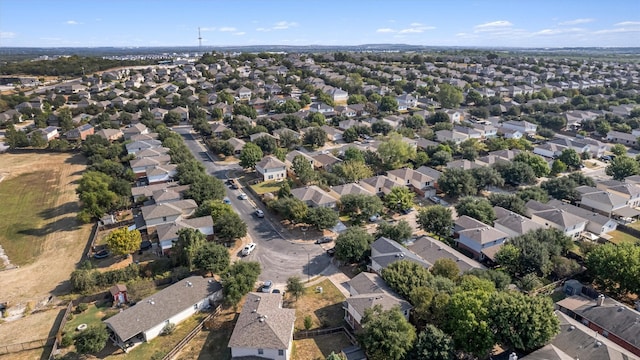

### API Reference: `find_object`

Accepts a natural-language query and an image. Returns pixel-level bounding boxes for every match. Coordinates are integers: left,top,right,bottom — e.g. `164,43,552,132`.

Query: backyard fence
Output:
294,326,354,341
47,301,74,360
0,338,53,355
161,304,222,360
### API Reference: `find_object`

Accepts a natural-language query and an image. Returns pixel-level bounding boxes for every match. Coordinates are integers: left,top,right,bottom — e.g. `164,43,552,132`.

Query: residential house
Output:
327,88,348,103
249,132,277,143
140,199,198,229
28,126,59,142
312,153,342,171
454,216,509,261
130,155,172,179
170,107,189,121
126,139,162,155
343,272,412,330
501,120,537,134
579,189,640,219
150,108,168,121
227,137,246,155
328,183,373,200
386,167,438,197
285,150,314,173
320,125,343,142
210,122,230,138
453,125,483,139
446,159,482,170
131,183,189,202
104,276,222,351
146,164,178,185
236,87,252,100
444,110,462,123
359,175,404,196
409,236,485,274
596,181,640,208
228,293,296,360
396,93,417,111
255,155,287,182
369,237,429,274
493,206,545,238
155,217,214,254
607,130,637,146
291,185,337,208
64,124,94,141
546,200,618,237
500,128,524,139
435,129,469,144
335,105,357,118
556,294,640,357
123,123,149,140
526,200,588,238
308,102,335,115
135,147,170,159
94,128,124,142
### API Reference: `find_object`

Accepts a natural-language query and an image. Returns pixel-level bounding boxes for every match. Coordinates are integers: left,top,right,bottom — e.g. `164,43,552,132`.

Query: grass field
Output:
607,230,640,245
293,333,353,360
250,181,282,195
293,279,346,331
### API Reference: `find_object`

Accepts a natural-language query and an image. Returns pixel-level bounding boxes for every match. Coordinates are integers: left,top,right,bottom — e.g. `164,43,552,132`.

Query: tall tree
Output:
437,83,464,109
488,193,527,216
331,160,373,182
430,259,460,282
334,227,374,263
215,212,248,243
443,290,494,358
377,133,417,170
605,155,640,180
222,261,261,308
305,206,339,230
358,305,417,360
303,127,327,148
382,260,433,299
339,193,384,224
417,206,453,240
193,242,230,276
586,242,640,296
384,186,415,212
286,276,305,301
375,220,413,243
292,154,316,185
174,228,207,270
558,148,582,170
514,152,551,177
437,168,478,198
455,197,496,224
379,96,399,113
407,324,455,360
239,143,263,169
105,228,142,256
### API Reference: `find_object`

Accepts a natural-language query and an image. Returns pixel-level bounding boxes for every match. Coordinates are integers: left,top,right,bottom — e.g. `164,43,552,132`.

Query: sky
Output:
1,0,639,48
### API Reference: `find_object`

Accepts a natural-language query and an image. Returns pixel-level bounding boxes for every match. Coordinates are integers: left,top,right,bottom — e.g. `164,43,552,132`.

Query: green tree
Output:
514,152,550,177
339,193,384,224
438,168,478,197
286,276,305,301
470,166,505,189
292,154,316,185
407,324,454,360
541,177,580,202
610,143,627,156
382,260,433,299
384,186,415,212
443,290,494,357
377,133,416,170
193,242,230,276
254,135,277,154
464,269,511,290
558,148,582,170
550,159,567,176
605,155,640,180
375,220,413,243
186,175,226,204
74,325,109,354
331,161,373,182
76,171,118,221
488,193,527,216
326,352,344,360
304,127,327,148
379,96,399,112
174,228,206,270
195,200,234,218
417,206,453,240
455,197,496,224
430,259,460,282
278,181,292,198
437,83,464,109
517,186,549,203
358,305,417,360
372,121,393,135
402,115,426,129
222,261,261,308
307,112,326,126
305,206,339,230
215,212,248,243
239,143,263,169
586,242,640,296
489,291,559,351
334,227,373,263
494,161,538,186
271,197,308,223
106,228,142,256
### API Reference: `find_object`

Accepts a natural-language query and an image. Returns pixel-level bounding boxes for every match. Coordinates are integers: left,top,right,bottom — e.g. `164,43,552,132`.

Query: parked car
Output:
326,247,336,257
241,242,256,256
231,182,239,190
238,193,248,200
272,289,281,294
255,209,265,218
315,236,333,244
93,250,110,259
223,197,231,204
400,207,415,215
369,214,380,222
261,280,273,293
139,240,152,251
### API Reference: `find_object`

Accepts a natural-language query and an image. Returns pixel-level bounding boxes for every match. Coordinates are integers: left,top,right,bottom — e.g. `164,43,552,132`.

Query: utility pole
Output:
198,27,202,51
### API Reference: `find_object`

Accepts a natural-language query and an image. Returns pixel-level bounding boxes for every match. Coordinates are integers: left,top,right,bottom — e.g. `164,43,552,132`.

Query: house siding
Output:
145,214,180,228
231,347,289,360
142,297,211,342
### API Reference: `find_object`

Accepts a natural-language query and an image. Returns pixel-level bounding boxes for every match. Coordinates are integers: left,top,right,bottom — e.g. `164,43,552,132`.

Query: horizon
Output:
1,0,639,48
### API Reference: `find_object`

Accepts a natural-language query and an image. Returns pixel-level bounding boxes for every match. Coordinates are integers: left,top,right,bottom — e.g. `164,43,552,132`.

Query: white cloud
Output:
200,27,216,32
66,20,79,25
219,27,237,32
559,18,594,25
614,21,640,26
533,27,586,36
399,25,435,33
593,27,640,34
234,32,246,36
474,20,513,32
256,27,269,32
376,28,396,33
409,22,423,27
0,31,16,39
273,21,298,30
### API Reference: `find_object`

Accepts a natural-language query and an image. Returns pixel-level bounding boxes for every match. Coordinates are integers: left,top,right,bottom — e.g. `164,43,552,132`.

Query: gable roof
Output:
256,155,286,170
228,293,295,350
409,236,484,273
532,208,587,228
104,276,221,342
331,183,373,198
291,185,336,207
493,206,545,236
458,226,509,245
141,199,197,220
156,216,214,243
370,237,430,270
345,272,412,316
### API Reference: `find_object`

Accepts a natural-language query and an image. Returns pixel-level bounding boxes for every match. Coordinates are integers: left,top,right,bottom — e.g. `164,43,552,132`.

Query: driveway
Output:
173,125,330,285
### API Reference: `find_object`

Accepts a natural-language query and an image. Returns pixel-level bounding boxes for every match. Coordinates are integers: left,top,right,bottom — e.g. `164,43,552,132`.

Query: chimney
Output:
596,294,605,306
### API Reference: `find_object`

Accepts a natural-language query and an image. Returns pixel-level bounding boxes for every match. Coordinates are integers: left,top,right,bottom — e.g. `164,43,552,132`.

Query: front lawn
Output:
292,279,346,330
607,230,639,245
250,181,282,195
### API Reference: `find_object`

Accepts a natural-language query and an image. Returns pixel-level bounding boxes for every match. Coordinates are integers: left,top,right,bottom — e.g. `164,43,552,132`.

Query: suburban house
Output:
435,129,469,144
140,199,198,229
94,128,124,142
255,155,287,182
312,153,342,171
64,123,94,141
146,164,178,185
556,292,640,357
236,87,252,100
131,183,189,203
369,237,429,274
327,183,373,200
155,217,214,254
579,188,639,219
607,130,637,146
320,125,343,142
130,155,172,179
227,137,246,155
396,93,418,110
228,293,295,360
28,126,59,142
493,206,545,238
526,200,588,238
210,122,230,138
135,147,170,159
343,272,412,330
291,185,337,208
123,123,149,140
454,216,509,262
126,139,163,155
545,200,618,238
500,128,524,139
104,276,222,351
386,167,438,197
359,175,404,196
521,310,640,360
285,150,314,172
327,88,348,103
596,181,640,208
408,236,484,274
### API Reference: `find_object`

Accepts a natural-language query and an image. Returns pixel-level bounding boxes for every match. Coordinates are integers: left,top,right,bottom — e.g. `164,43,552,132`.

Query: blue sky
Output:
1,0,639,48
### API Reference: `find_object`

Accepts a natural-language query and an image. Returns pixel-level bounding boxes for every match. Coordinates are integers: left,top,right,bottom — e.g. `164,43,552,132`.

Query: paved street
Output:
173,125,330,286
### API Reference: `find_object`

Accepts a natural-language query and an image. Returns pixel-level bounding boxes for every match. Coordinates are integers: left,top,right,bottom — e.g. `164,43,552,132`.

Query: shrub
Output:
161,322,176,335
60,333,74,348
304,315,313,330
76,303,89,314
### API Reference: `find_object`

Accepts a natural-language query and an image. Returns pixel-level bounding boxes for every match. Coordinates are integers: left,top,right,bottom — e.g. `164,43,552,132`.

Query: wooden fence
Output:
294,326,356,342
0,338,52,355
616,224,640,239
161,305,222,360
47,301,74,360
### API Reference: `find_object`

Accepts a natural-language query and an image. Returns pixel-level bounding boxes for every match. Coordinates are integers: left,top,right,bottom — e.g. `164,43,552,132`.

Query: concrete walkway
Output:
305,262,352,298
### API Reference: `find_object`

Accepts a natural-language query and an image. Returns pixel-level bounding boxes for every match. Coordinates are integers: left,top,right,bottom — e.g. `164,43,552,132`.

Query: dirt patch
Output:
293,333,353,360
0,152,92,308
174,306,238,360
292,279,346,330
0,307,62,345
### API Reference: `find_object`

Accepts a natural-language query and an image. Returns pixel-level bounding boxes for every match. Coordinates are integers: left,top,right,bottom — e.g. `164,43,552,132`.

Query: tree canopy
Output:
375,220,413,243
455,197,496,224
377,132,416,170
437,168,477,198
222,261,261,308
417,206,453,240
339,193,384,224
106,228,142,256
384,186,415,212
586,242,640,296
193,242,230,276
239,143,264,169
334,227,374,263
358,305,416,360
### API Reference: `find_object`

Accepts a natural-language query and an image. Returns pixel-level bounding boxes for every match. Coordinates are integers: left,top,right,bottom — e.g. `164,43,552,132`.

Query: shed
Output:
110,284,128,306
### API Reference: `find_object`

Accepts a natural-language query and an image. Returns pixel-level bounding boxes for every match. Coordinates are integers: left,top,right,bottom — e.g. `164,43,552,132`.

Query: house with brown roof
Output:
123,123,149,140
228,293,295,360
64,123,94,141
130,155,172,179
359,175,404,196
104,276,222,351
291,185,337,208
327,183,374,200
255,155,287,182
386,167,438,197
343,272,412,330
312,152,342,171
156,216,214,254
131,183,189,202
493,206,545,238
140,199,198,229
94,128,123,142
408,235,485,274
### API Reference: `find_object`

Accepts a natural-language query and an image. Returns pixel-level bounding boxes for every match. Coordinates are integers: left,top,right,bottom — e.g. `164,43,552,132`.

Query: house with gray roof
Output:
409,236,484,274
580,189,639,219
344,272,412,330
104,276,222,351
546,200,617,237
140,199,198,229
255,155,287,182
607,130,637,146
359,175,404,196
328,183,373,200
291,185,337,208
387,167,438,197
369,237,429,274
493,206,545,238
526,200,587,238
155,216,214,254
126,139,162,155
228,293,296,360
